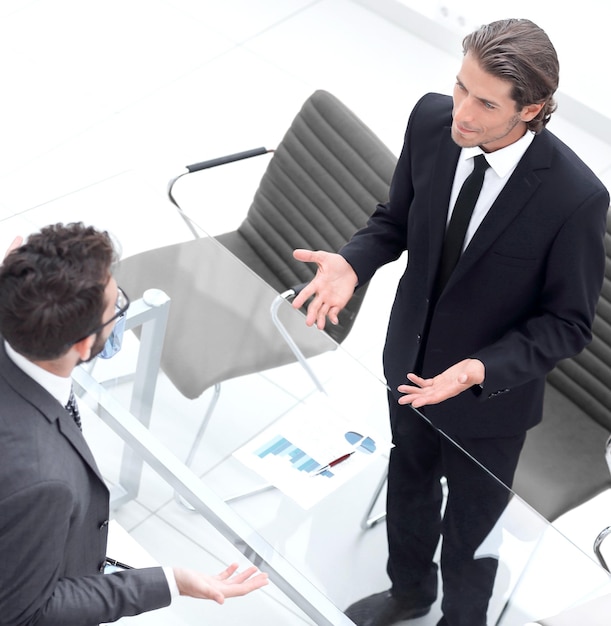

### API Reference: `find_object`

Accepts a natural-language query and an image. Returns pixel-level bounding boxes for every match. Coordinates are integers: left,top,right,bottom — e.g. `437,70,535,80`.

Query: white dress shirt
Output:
448,130,535,251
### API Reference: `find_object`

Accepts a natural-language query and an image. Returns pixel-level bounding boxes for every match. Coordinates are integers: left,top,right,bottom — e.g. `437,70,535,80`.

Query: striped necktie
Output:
65,388,82,430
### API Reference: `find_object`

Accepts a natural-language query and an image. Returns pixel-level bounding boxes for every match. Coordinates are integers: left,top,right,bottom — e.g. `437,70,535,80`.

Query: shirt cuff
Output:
163,566,180,600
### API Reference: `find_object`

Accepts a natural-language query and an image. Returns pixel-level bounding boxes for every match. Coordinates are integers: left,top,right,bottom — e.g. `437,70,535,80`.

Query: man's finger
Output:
293,248,317,263
292,281,317,310
4,236,23,260
406,373,431,387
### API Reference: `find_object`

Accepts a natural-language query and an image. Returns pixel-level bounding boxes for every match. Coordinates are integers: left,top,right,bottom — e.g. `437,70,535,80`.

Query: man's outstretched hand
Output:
173,563,269,604
397,358,485,408
4,236,23,260
292,249,358,329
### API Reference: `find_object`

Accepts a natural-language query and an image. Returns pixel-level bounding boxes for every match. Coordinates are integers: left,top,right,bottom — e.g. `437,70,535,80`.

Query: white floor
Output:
2,1,611,625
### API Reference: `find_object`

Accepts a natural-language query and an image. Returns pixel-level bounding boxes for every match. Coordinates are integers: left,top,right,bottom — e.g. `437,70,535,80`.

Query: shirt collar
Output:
461,130,535,178
4,340,73,406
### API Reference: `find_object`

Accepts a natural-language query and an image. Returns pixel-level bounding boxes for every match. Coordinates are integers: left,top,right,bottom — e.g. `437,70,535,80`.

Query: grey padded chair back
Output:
116,90,397,399
215,89,397,343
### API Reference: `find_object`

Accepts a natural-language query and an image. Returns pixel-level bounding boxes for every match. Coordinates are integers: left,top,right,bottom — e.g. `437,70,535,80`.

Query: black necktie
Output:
65,388,82,431
435,154,490,295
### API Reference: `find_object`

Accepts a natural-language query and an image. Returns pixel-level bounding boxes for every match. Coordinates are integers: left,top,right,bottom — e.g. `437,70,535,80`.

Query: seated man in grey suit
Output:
0,222,268,626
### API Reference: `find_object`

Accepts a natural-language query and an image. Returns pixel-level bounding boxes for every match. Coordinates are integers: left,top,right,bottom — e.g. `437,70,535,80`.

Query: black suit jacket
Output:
0,342,171,625
341,93,609,439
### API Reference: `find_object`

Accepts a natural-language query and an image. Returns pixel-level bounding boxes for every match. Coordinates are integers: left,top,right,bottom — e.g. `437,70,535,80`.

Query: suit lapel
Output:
0,343,106,484
427,128,461,294
56,409,106,484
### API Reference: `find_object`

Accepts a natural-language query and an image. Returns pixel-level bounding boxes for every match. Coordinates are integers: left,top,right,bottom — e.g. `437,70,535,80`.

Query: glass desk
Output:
12,198,611,625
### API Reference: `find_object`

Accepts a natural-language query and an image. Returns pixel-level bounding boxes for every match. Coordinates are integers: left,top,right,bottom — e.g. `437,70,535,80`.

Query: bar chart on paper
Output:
234,397,391,508
254,431,377,479
255,435,323,474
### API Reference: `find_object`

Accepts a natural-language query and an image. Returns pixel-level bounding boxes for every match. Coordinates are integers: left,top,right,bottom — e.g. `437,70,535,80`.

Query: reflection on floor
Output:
2,1,611,624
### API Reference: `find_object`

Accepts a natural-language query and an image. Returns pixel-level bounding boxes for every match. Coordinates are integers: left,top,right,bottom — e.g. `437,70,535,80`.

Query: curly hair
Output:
0,222,117,360
463,19,559,133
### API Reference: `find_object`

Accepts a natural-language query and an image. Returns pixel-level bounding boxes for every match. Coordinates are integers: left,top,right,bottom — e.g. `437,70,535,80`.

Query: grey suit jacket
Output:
0,341,171,625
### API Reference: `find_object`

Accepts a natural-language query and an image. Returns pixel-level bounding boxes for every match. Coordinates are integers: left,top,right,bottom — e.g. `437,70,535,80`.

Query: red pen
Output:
311,451,355,476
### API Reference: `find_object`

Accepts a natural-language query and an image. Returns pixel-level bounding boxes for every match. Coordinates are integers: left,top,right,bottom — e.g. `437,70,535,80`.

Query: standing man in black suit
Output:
0,222,268,626
293,18,609,626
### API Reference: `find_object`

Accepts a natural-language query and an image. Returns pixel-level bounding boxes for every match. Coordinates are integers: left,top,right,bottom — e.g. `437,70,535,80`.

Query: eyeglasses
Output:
73,286,130,344
95,286,130,335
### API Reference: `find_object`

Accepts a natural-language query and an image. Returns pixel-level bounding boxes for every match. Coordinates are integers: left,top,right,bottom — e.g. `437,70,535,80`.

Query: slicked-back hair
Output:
0,222,117,360
463,19,559,133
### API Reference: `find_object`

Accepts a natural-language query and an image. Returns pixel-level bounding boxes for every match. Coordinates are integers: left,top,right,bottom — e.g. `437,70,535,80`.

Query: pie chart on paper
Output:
344,431,376,454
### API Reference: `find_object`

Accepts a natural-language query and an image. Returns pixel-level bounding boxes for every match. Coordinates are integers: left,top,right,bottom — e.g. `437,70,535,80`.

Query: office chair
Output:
115,89,397,470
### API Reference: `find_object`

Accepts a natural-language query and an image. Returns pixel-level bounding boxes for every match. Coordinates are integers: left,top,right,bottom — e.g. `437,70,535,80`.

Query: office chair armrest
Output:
594,525,611,571
282,282,309,301
168,147,273,208
167,147,274,239
185,147,272,173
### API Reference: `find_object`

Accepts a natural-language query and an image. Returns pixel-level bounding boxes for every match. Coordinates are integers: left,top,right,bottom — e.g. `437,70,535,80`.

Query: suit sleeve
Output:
0,480,171,626
474,189,609,396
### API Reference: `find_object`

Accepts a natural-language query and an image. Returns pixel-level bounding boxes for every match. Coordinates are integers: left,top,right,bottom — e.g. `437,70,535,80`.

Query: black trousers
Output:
385,394,525,626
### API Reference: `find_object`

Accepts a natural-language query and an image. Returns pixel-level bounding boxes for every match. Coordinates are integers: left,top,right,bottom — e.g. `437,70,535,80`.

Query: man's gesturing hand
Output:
173,563,268,604
397,359,485,408
4,236,23,260
292,249,358,329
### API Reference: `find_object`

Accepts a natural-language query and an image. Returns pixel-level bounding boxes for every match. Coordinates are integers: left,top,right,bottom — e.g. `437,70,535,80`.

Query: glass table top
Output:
7,174,611,625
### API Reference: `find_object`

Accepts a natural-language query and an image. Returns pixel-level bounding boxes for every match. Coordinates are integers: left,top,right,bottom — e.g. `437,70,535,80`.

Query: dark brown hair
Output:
463,19,559,133
0,222,117,360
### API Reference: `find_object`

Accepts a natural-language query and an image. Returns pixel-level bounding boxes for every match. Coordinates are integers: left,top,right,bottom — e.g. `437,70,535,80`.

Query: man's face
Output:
451,52,534,152
87,277,119,361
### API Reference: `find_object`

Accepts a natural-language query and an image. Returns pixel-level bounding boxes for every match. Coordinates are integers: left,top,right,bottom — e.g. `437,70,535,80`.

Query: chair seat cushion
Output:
513,383,611,521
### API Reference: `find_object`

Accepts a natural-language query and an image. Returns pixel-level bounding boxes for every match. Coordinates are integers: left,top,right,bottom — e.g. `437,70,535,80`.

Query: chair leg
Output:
184,383,222,468
176,383,277,511
361,468,388,530
270,291,326,394
175,383,222,510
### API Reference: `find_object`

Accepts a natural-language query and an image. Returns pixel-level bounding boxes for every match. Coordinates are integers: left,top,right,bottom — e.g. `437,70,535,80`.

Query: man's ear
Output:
72,335,95,362
521,102,545,122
